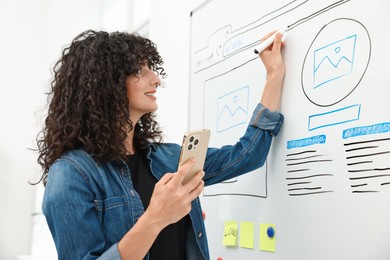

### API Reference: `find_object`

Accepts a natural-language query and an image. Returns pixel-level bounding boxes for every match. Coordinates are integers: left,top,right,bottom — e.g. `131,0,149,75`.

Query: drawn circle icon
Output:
301,18,371,107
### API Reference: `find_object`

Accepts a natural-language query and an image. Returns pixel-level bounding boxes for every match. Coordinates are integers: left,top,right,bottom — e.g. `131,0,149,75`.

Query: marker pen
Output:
254,27,288,54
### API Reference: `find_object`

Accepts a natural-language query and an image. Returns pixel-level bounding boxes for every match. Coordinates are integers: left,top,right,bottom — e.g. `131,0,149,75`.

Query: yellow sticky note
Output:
239,221,255,249
259,223,276,252
223,221,238,246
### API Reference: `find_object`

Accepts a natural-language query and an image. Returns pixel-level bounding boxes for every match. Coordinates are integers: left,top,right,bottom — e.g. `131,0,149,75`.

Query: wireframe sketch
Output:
217,86,249,133
343,123,390,193
203,64,267,198
313,34,356,89
302,18,371,107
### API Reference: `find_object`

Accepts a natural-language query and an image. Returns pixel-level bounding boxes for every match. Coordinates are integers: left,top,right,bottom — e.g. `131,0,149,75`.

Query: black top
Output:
126,151,190,260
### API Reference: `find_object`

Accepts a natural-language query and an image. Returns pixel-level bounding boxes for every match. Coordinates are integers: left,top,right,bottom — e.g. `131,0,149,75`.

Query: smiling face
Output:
125,64,161,123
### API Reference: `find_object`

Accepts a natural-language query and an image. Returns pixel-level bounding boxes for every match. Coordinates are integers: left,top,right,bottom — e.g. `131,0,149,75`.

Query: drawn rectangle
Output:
313,35,357,89
308,104,361,131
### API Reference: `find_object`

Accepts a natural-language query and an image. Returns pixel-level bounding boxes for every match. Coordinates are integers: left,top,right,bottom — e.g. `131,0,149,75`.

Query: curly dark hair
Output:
35,30,166,185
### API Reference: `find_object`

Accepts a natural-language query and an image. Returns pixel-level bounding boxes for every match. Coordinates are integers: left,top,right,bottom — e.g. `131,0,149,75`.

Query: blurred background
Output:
0,0,205,258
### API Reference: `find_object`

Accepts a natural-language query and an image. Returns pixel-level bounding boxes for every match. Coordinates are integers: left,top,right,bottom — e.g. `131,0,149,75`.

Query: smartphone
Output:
178,129,211,184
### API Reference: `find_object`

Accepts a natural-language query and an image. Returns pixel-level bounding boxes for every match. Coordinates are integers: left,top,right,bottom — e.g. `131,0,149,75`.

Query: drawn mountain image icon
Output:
313,34,357,89
217,86,249,132
302,19,371,107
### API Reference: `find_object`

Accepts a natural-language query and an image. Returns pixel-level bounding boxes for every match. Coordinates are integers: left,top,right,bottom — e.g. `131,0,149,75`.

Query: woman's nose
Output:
153,74,161,88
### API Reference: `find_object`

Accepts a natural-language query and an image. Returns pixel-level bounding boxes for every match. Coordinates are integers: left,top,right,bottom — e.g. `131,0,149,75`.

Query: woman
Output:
36,29,285,259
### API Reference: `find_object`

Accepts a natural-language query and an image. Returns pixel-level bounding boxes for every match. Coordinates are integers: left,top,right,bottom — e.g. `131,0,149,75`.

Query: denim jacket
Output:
42,103,283,260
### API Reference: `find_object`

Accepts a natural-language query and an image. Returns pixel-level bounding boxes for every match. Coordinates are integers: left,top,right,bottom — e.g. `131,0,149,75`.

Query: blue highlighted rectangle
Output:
287,135,326,149
343,122,390,139
308,104,361,131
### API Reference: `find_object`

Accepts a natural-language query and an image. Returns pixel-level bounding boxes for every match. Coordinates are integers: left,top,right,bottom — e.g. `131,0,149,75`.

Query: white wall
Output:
149,0,192,144
30,1,105,259
0,0,49,259
0,0,193,258
0,0,104,259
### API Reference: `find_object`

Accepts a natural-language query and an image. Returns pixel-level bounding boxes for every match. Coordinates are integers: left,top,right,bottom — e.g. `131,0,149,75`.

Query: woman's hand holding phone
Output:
146,159,205,229
144,129,209,230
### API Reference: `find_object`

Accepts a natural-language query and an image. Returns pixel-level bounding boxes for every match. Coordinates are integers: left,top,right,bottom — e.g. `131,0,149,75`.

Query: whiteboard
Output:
189,0,390,259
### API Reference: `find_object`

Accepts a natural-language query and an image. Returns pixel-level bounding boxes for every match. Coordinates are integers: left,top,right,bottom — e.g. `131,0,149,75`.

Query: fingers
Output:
272,32,283,52
260,30,277,42
183,170,205,192
188,177,204,201
172,158,196,184
161,168,204,202
160,159,204,201
159,172,175,185
259,30,283,53
149,166,204,227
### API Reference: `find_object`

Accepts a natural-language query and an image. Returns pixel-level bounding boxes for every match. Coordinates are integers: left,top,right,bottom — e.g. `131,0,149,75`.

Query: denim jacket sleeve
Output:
203,103,284,185
42,157,122,260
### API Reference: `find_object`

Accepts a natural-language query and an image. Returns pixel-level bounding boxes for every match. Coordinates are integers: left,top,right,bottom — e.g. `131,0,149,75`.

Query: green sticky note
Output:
223,221,238,246
259,223,276,252
239,221,255,249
